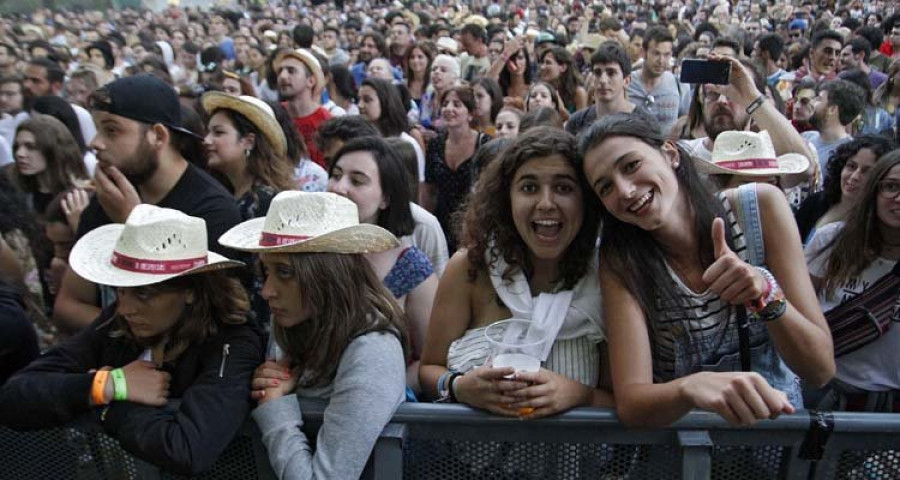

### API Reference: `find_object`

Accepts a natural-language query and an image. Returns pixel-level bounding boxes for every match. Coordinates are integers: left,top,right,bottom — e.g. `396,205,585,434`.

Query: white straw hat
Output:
69,205,244,288
274,48,325,90
218,191,399,253
201,92,288,160
697,130,810,177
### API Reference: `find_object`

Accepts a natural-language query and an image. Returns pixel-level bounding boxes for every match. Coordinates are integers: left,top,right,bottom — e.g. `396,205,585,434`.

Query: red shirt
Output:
289,106,332,168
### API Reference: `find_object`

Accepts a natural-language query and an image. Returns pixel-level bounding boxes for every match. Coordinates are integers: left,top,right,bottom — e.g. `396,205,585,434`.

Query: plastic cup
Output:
484,319,546,416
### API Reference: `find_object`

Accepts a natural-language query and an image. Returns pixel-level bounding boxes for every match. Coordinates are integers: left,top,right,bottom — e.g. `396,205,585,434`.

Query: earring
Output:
245,148,252,159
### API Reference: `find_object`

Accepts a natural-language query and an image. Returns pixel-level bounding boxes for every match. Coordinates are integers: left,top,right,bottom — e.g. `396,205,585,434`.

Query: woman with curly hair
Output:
420,127,613,418
795,136,896,244
538,46,587,114
12,114,90,217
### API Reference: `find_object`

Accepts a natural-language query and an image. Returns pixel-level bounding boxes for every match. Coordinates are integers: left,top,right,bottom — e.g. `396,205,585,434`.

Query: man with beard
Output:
801,79,867,185
276,48,331,167
680,54,815,189
53,74,242,332
23,58,96,147
350,32,394,86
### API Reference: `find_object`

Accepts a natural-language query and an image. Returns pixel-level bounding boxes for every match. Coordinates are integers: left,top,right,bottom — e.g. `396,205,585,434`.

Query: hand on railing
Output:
454,366,522,417
679,371,795,426
251,358,297,405
504,368,593,420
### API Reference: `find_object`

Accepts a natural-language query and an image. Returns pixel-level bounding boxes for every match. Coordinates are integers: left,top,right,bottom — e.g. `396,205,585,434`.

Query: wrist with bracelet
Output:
436,370,462,403
745,267,787,323
745,94,767,115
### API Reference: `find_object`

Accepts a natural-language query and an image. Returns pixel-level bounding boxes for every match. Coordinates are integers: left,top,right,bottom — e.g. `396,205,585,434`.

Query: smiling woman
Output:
419,127,612,421
579,113,834,428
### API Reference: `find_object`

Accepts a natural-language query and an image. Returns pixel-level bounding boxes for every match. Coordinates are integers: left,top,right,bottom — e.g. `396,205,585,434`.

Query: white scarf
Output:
488,246,605,361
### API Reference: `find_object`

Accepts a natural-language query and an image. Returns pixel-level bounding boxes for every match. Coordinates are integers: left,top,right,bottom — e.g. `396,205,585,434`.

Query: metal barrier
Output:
2,400,899,479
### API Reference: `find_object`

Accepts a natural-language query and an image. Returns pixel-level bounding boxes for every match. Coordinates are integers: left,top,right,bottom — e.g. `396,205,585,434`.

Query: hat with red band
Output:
218,191,399,254
696,130,810,177
69,204,244,288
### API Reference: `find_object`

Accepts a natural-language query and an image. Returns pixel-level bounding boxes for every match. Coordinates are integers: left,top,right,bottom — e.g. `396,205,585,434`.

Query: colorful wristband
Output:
111,368,128,402
92,370,110,406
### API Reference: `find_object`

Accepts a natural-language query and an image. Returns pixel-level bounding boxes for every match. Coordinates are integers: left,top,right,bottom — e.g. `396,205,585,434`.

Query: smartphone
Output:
679,59,731,85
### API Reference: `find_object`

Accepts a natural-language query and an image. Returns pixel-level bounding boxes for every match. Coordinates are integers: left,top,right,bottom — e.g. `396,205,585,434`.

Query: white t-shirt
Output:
399,131,425,182
806,222,900,391
404,203,449,276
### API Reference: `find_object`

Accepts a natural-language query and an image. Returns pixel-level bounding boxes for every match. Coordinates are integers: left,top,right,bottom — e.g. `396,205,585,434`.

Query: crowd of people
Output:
0,0,898,477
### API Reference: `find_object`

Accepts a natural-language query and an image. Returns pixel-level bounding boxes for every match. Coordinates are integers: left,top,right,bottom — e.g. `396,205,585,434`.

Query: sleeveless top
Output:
651,184,803,408
383,246,434,299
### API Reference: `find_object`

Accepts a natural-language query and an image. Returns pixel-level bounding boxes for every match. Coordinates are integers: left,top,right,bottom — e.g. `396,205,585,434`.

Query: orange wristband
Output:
92,370,110,406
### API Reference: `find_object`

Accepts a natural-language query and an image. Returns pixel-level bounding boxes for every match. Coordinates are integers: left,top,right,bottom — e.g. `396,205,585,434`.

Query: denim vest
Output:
664,184,803,408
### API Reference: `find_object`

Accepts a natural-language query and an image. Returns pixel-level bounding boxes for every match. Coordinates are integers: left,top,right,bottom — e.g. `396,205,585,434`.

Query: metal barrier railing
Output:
2,399,899,479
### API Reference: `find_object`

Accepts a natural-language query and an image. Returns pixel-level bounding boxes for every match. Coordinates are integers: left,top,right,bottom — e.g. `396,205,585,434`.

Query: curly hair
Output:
823,136,896,207
461,127,599,290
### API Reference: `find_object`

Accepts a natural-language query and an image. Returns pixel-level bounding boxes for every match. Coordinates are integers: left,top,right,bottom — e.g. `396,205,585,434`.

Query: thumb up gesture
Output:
701,218,768,305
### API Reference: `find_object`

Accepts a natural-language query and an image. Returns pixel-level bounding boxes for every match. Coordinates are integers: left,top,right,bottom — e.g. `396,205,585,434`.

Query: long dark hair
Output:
13,115,88,199
331,136,415,237
541,46,581,112
823,136,896,208
361,78,410,137
474,76,503,125
499,45,532,97
819,151,900,299
579,113,728,321
272,252,409,388
463,127,598,290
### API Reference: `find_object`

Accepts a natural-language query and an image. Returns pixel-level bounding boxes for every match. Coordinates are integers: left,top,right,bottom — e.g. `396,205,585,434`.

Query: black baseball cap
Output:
89,74,200,138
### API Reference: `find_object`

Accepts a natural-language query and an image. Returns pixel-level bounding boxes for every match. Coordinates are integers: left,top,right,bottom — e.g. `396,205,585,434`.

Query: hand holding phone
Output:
679,59,731,85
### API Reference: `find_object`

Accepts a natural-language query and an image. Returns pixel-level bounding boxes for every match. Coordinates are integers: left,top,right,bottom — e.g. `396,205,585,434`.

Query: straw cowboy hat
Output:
218,191,399,254
70,205,244,288
201,92,287,160
696,130,810,177
274,48,326,91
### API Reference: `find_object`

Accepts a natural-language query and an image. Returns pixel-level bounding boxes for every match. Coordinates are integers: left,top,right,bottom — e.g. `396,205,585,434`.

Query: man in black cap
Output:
53,74,242,332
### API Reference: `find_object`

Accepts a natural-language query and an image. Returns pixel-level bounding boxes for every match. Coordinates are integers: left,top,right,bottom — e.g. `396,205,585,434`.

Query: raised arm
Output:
711,53,815,188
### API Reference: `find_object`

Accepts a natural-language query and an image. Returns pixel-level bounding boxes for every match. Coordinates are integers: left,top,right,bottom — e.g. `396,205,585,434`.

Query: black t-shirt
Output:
0,283,38,384
77,163,244,260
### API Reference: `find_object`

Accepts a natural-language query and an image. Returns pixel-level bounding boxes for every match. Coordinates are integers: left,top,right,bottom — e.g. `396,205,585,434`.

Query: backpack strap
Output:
730,183,765,372
732,183,766,267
